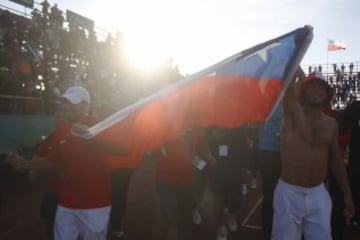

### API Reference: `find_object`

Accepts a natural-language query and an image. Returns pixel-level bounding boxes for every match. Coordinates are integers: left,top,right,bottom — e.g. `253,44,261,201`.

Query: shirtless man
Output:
272,71,355,240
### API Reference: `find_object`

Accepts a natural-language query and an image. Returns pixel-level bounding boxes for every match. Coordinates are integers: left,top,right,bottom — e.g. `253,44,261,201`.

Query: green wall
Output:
0,115,56,154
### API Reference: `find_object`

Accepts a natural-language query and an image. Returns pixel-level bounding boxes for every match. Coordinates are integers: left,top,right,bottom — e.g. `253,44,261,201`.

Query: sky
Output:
3,0,360,74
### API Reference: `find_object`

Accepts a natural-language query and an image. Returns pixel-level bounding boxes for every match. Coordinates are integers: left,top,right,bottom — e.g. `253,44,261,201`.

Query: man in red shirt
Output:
155,128,215,240
22,86,127,240
49,86,114,240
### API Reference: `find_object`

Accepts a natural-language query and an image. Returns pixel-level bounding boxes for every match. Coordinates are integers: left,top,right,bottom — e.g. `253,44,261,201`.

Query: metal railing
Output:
0,1,109,40
301,61,360,78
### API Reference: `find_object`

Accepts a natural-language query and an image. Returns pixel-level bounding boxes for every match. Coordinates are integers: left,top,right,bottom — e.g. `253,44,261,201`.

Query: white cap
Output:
62,86,90,104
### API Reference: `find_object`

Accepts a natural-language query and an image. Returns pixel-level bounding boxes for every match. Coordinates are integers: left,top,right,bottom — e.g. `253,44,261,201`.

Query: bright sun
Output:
104,0,223,74
123,32,172,71
90,0,250,75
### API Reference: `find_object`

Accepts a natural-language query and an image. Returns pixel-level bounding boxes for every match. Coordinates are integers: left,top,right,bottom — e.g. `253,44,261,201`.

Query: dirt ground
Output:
1,158,359,240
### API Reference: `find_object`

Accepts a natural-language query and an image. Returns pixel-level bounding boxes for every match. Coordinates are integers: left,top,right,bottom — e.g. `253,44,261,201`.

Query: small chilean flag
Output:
328,39,346,51
72,26,313,167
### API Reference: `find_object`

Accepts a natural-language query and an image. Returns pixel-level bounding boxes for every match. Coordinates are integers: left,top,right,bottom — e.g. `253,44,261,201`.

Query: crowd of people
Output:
1,85,261,240
305,63,360,108
1,70,359,240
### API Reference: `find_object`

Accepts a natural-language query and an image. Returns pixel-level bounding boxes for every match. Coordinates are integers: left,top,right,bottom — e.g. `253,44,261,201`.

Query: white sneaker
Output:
192,208,202,225
112,230,124,239
226,214,237,232
241,184,248,195
223,208,237,232
250,178,257,189
352,220,359,228
217,225,228,240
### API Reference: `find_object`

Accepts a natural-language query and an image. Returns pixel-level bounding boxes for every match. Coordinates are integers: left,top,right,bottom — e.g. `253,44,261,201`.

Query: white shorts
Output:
54,205,111,240
272,179,332,240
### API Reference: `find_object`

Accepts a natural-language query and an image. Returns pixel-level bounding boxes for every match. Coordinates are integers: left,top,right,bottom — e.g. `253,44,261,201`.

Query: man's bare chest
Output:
307,119,332,145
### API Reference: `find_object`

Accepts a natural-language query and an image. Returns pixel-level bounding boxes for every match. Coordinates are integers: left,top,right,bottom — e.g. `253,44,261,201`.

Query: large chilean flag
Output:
73,26,313,167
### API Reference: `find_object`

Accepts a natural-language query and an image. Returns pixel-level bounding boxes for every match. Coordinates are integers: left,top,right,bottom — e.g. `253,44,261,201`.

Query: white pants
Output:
272,179,332,240
54,205,111,240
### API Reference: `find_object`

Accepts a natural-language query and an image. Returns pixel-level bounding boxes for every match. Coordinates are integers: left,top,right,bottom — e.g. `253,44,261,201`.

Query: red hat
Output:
298,71,333,106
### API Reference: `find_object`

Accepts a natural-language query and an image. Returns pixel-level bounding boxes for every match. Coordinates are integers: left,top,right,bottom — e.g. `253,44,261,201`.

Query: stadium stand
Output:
302,63,360,109
0,1,182,117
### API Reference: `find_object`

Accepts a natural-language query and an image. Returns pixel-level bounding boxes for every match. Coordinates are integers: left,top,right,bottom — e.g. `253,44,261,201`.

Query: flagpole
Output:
327,49,329,76
326,39,329,77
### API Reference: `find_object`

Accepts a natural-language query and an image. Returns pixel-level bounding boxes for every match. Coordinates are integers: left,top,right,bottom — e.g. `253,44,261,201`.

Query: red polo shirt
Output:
48,116,111,209
156,129,205,185
102,154,140,171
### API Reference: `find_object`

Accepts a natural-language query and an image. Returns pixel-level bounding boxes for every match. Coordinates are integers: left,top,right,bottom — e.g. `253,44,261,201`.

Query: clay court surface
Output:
1,158,359,240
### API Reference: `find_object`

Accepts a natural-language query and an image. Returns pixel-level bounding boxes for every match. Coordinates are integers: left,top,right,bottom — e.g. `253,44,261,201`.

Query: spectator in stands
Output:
336,68,341,79
257,102,282,240
272,71,354,239
318,64,322,73
347,94,356,106
30,8,42,28
49,4,61,29
341,64,345,75
333,64,337,74
55,10,64,30
41,0,50,17
0,10,11,28
2,25,18,49
50,4,60,19
349,62,354,75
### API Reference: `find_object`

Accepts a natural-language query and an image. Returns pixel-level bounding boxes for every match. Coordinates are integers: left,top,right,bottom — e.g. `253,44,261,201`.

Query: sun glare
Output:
123,33,171,71
100,0,226,74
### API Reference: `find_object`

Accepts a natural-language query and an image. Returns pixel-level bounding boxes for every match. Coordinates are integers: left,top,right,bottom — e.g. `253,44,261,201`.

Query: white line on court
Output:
242,224,263,230
241,196,263,230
